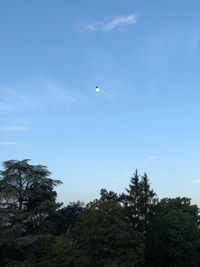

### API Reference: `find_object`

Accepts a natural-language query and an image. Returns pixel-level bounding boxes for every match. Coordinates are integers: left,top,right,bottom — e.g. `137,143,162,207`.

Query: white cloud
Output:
103,14,138,31
192,179,200,184
0,141,19,146
81,14,138,32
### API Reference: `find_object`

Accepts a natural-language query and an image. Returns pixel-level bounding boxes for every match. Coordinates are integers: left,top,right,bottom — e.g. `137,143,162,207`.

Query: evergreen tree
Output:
140,173,157,233
123,170,157,233
0,159,62,266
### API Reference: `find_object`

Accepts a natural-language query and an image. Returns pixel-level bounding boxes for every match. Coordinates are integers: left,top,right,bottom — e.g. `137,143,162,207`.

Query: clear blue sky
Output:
0,0,200,204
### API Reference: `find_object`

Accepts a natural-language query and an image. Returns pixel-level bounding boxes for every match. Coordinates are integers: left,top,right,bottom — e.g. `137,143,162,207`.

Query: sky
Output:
0,0,200,205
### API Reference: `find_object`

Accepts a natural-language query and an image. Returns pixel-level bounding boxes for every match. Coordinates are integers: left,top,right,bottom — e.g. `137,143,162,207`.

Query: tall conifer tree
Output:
124,170,157,233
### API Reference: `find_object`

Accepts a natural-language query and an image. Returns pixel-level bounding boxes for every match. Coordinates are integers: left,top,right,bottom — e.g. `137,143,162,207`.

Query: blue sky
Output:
0,0,200,204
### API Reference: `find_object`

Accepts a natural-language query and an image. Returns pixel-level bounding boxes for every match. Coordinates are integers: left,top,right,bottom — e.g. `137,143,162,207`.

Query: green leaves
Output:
0,159,62,213
41,199,145,267
1,161,200,267
0,160,63,266
145,198,200,267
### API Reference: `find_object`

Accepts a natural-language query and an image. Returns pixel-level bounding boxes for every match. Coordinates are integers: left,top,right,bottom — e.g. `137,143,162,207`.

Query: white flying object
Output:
95,86,100,92
95,85,113,102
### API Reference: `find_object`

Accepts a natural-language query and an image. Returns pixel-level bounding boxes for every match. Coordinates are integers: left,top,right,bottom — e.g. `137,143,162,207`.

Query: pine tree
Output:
124,169,141,230
140,172,157,233
123,170,157,234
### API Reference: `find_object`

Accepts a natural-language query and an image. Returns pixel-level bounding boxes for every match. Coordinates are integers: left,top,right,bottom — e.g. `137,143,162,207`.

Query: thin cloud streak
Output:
192,179,200,184
0,126,29,131
0,80,117,114
43,83,83,109
101,90,115,103
0,82,85,112
0,142,20,146
80,14,138,32
148,156,157,160
113,171,132,181
104,14,138,31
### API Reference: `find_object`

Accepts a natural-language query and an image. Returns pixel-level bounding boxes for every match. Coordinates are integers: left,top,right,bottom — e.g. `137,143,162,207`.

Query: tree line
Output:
0,159,200,266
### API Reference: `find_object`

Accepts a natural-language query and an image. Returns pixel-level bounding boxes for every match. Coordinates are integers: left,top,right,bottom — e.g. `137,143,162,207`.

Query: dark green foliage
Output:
46,201,85,235
99,188,119,202
74,199,145,267
0,160,62,210
40,198,145,267
0,160,62,266
1,160,200,267
0,232,50,266
145,198,200,267
122,170,157,233
37,233,80,267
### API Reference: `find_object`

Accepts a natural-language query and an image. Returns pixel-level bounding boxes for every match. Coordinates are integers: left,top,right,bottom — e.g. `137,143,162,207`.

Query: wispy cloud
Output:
0,81,84,113
80,14,138,32
0,141,20,146
113,171,132,181
96,87,116,103
0,126,29,131
43,83,82,108
148,156,157,161
192,179,200,184
141,155,157,168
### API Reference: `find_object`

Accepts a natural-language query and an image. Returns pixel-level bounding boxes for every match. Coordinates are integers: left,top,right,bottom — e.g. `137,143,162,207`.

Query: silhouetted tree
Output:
47,201,85,235
145,197,200,267
73,197,144,267
122,170,157,234
0,159,62,266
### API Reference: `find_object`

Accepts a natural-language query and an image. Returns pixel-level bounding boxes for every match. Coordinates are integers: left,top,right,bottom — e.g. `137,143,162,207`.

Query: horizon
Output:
0,0,200,205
